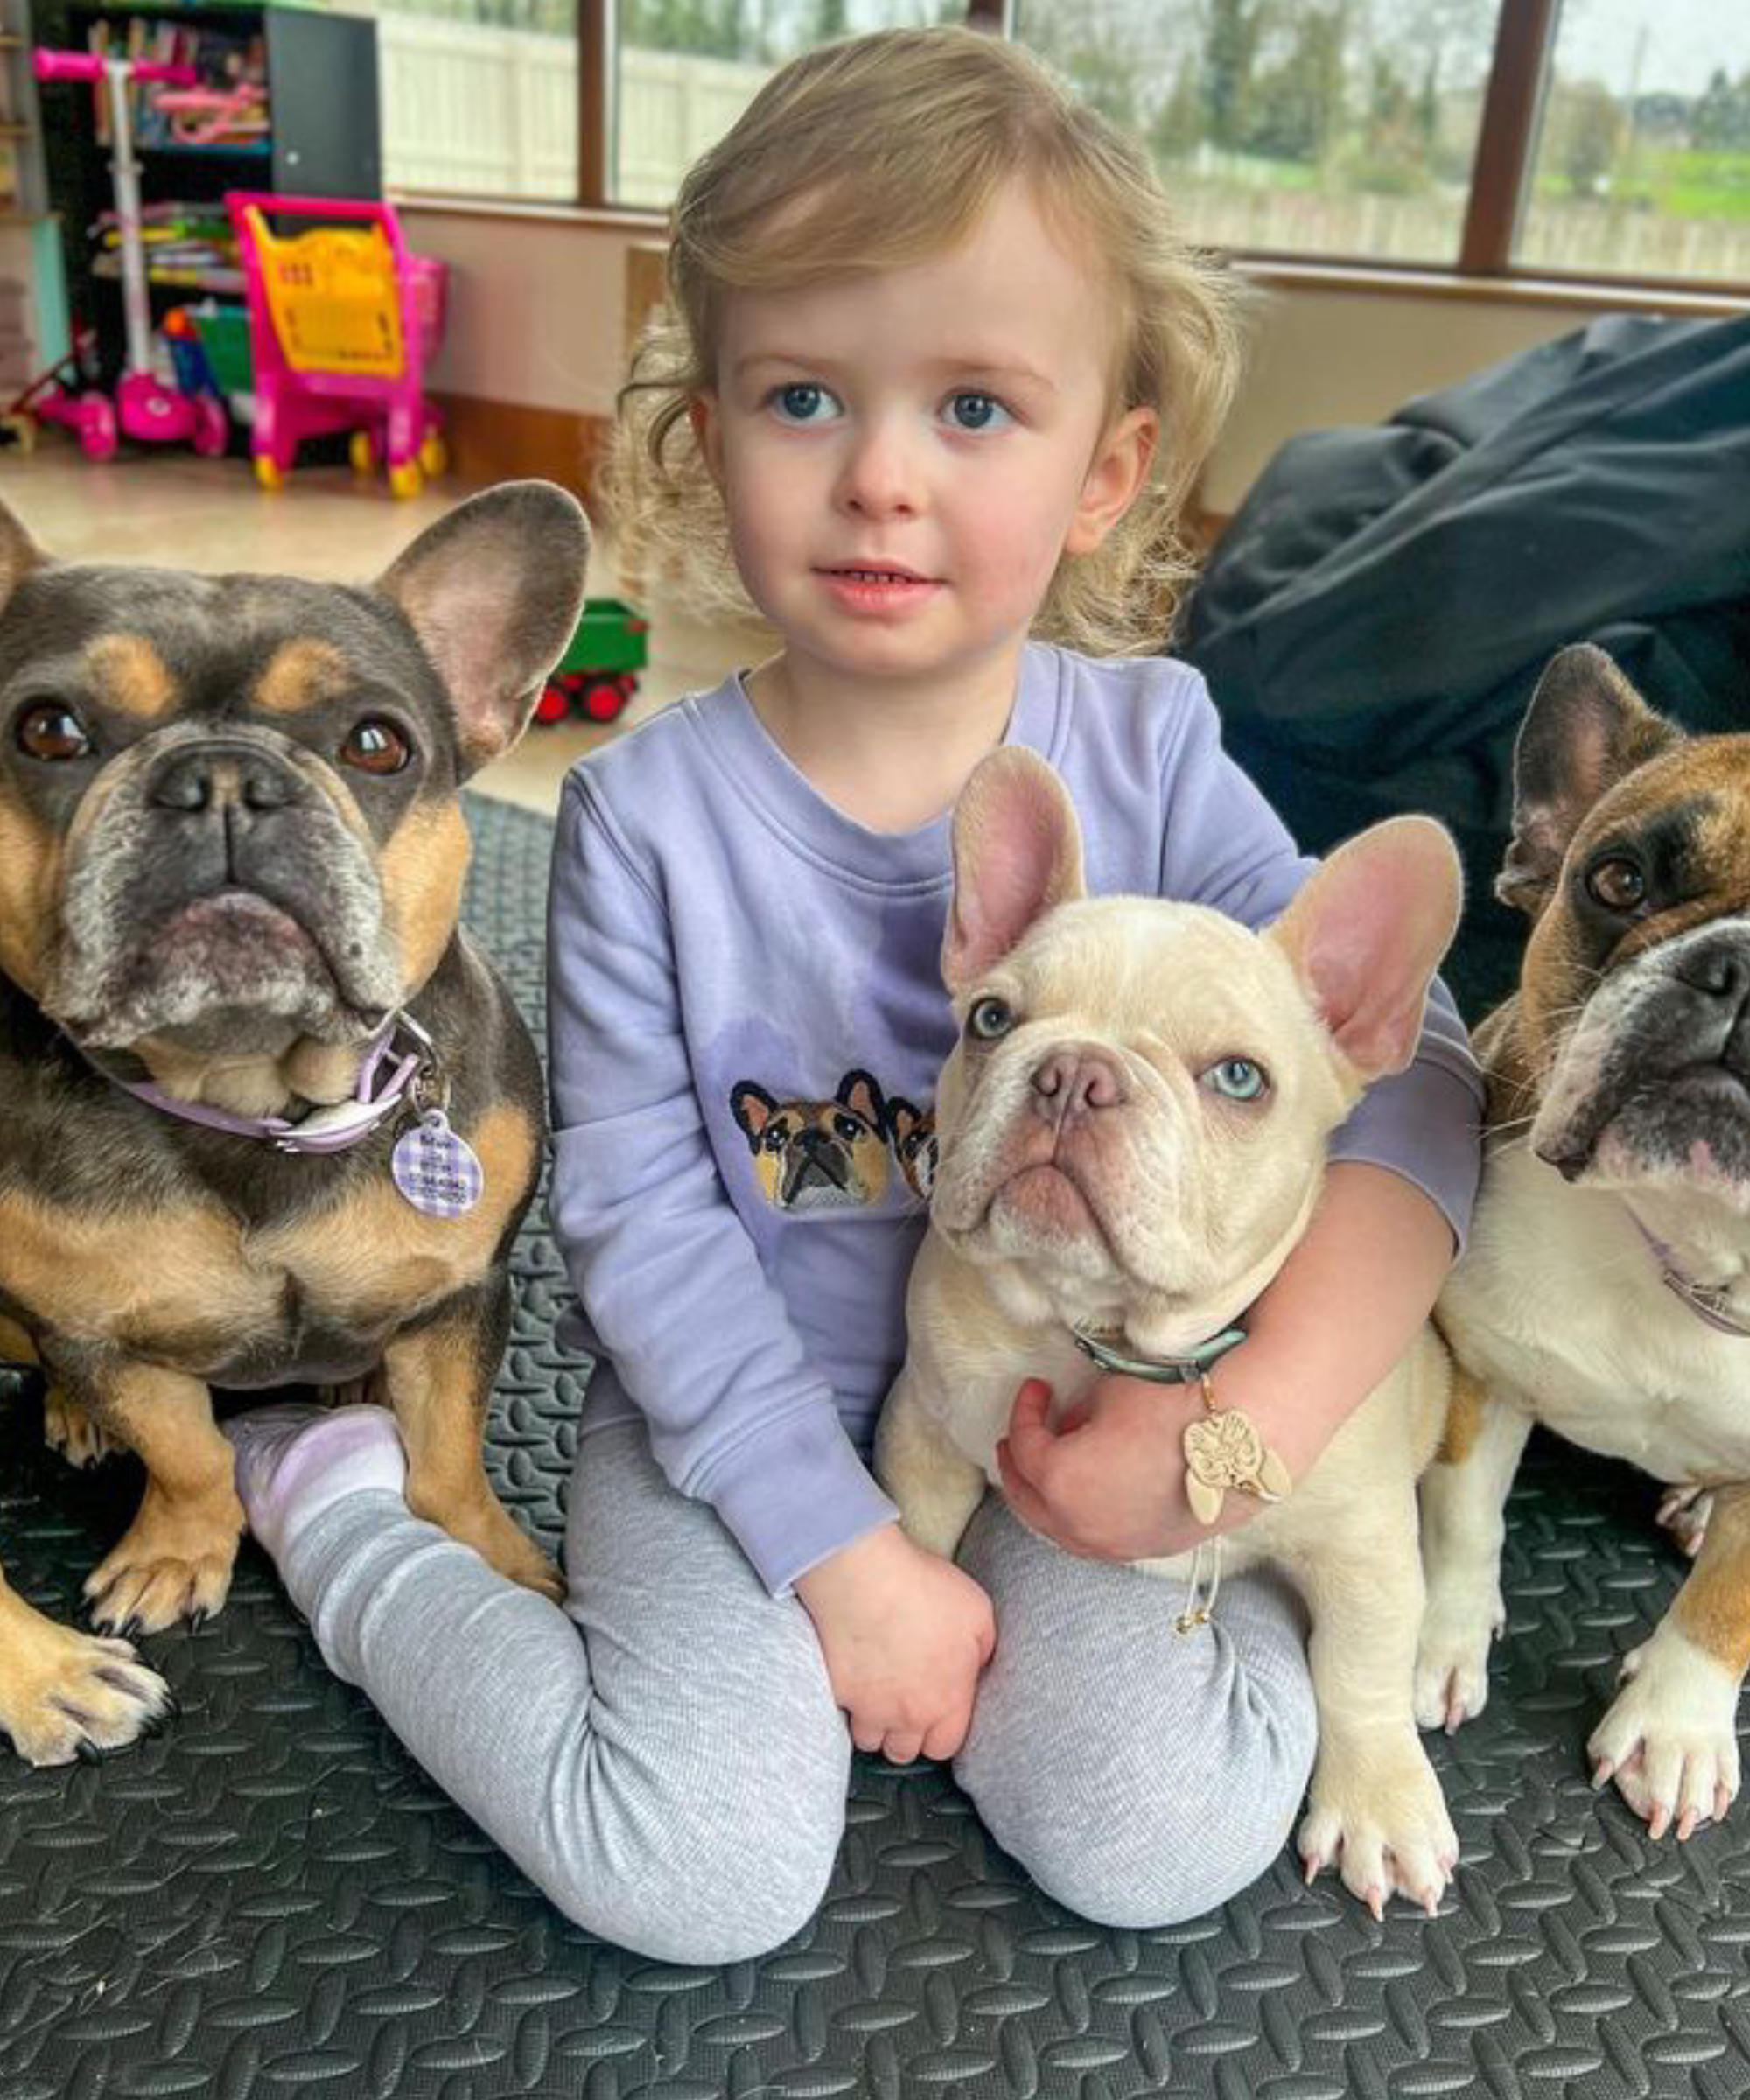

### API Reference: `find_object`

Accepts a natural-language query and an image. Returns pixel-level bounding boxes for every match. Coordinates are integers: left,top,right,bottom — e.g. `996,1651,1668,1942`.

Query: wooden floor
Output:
0,438,761,812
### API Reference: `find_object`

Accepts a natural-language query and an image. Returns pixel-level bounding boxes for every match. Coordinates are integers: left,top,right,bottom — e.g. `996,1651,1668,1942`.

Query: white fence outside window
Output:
370,17,1750,283
377,20,767,206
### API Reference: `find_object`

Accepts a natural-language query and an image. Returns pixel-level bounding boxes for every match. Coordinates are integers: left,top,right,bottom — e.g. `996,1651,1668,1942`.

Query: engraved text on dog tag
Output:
392,1110,484,1219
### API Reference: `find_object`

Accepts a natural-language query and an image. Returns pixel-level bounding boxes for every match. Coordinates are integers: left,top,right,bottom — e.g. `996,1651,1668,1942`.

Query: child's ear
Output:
688,392,724,489
1064,405,1158,556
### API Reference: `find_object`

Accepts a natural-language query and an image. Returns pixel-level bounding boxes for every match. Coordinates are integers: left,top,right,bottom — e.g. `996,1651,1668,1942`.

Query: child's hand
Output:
795,1523,995,1763
998,1375,1220,1560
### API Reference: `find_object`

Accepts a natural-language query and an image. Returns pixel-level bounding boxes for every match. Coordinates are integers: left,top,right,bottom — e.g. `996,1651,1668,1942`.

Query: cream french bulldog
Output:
1420,644,1750,1843
875,746,1465,1914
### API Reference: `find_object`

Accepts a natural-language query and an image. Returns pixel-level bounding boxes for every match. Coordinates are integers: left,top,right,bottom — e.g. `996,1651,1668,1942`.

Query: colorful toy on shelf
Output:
534,598,649,725
150,79,267,148
226,191,447,497
28,49,228,461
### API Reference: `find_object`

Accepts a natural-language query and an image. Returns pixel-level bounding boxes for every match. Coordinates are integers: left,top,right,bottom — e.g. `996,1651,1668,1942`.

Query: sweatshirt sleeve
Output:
1156,674,1484,1250
545,772,898,1594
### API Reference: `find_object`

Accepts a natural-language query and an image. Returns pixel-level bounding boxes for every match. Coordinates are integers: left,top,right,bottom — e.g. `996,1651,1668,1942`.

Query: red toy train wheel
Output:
582,673,637,722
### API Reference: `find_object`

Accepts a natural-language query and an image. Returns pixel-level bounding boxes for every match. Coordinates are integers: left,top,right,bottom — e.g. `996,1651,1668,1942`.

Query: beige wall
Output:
399,205,1732,516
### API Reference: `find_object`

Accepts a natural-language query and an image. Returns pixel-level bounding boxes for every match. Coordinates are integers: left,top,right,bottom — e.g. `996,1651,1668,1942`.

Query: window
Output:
375,0,1750,295
1013,0,1500,270
375,0,582,202
1516,0,1750,283
613,3,962,208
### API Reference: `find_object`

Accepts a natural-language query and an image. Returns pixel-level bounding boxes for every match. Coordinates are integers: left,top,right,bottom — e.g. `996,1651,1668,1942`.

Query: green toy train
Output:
535,598,650,724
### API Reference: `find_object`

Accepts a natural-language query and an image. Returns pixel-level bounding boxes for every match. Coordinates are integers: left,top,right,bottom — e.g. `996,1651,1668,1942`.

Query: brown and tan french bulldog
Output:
1421,643,1750,1842
875,747,1466,1914
730,1069,891,1212
0,481,588,1767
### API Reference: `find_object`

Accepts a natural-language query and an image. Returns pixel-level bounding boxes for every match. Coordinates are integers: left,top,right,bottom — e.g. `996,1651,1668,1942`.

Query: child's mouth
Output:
816,565,941,613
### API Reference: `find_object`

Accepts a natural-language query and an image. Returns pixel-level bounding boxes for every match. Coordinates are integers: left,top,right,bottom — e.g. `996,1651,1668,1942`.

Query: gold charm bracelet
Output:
1071,1325,1293,1632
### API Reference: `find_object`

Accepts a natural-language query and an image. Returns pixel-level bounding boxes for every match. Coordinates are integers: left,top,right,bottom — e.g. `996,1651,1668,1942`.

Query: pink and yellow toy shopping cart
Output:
225,192,448,497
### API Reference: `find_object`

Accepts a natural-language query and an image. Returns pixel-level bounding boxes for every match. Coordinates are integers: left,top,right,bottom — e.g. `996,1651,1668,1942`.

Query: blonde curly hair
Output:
606,25,1245,655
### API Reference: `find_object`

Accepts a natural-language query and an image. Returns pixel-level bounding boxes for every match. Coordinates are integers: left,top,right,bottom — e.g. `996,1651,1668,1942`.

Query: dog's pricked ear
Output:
730,1079,777,1149
944,749,1085,993
0,497,49,616
1269,816,1463,1082
375,481,591,777
1498,645,1683,918
836,1068,886,1131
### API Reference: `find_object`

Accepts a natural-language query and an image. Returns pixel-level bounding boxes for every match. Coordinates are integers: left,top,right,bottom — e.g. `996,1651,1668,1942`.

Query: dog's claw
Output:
1592,1759,1614,1791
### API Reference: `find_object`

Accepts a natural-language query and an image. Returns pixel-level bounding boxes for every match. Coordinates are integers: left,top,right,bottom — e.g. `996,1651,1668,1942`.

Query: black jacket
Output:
1180,312,1750,1017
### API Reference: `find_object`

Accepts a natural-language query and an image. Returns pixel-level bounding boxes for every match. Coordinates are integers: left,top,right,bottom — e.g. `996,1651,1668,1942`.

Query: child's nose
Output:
835,420,920,519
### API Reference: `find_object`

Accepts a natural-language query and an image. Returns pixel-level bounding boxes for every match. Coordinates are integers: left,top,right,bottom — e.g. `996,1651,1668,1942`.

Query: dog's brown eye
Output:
1586,856,1647,912
968,996,1014,1042
16,704,94,762
341,718,412,775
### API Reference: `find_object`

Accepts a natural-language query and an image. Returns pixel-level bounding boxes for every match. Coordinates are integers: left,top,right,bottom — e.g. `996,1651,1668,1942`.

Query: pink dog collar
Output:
101,1011,428,1156
1623,1205,1750,1339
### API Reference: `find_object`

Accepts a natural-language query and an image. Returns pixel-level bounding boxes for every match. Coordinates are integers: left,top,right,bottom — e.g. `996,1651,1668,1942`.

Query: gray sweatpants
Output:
281,1411,1318,1963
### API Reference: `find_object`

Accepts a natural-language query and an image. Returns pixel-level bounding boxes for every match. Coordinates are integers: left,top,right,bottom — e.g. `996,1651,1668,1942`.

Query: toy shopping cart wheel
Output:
226,192,446,495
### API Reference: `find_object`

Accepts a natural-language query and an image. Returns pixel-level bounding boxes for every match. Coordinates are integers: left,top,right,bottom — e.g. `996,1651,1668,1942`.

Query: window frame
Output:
391,0,1750,307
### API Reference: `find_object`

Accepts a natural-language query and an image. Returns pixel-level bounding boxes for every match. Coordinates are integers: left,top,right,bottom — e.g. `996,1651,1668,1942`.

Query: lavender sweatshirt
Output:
546,644,1483,1596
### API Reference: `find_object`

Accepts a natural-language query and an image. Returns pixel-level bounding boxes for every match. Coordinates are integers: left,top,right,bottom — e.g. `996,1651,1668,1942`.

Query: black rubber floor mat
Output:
4,794,1750,2099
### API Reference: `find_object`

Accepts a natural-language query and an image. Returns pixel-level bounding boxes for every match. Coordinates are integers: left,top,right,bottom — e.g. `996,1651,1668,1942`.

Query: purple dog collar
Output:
1623,1204,1750,1339
106,1012,428,1156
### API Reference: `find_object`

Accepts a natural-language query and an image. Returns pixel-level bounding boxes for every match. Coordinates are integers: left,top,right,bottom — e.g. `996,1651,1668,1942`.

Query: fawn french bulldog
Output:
0,482,587,1766
1421,643,1750,1842
876,746,1465,1913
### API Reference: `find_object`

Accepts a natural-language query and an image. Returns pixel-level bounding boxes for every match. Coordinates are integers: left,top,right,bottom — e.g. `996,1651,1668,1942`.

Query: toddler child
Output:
228,25,1482,1956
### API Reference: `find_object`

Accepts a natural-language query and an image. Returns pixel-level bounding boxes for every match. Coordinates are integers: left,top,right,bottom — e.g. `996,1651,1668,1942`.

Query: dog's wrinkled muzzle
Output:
43,725,405,1052
1533,926,1750,1197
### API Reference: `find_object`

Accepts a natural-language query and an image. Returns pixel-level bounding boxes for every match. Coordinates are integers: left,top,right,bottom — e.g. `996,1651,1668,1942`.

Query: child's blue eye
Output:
1200,1057,1268,1102
945,392,1012,433
770,382,839,424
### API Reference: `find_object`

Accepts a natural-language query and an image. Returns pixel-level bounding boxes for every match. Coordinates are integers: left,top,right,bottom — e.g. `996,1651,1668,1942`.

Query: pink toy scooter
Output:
31,48,228,461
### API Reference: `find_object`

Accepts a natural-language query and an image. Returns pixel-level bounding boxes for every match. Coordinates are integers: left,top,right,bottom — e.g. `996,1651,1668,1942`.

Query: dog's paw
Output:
43,1390,116,1470
1298,1737,1459,1918
1413,1583,1503,1732
1,1615,175,1767
1588,1628,1741,1839
442,1498,564,1602
84,1494,242,1635
1656,1485,1713,1560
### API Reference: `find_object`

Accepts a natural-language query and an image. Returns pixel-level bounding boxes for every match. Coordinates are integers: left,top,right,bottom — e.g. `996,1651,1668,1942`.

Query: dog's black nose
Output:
1672,939,1750,1008
148,741,304,815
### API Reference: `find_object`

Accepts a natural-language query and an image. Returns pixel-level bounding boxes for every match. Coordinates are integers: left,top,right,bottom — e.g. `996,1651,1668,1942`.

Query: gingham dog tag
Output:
391,1110,484,1218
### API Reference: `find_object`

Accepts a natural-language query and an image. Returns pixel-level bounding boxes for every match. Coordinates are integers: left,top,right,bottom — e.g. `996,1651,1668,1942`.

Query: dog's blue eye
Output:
968,996,1015,1042
1202,1057,1267,1102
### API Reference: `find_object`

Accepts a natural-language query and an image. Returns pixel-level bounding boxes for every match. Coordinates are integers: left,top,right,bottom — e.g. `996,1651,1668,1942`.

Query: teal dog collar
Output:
1071,1325,1248,1384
